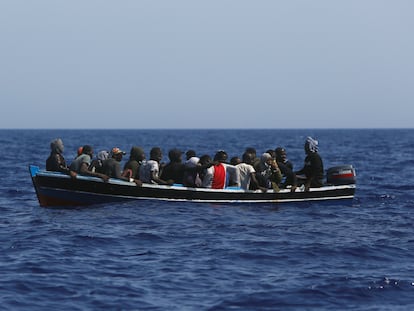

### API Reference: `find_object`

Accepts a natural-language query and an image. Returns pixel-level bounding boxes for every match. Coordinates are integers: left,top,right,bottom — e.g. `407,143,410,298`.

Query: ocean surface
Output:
1,129,413,310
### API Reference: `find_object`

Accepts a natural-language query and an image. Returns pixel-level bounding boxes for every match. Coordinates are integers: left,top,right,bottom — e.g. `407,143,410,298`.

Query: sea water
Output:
0,129,413,310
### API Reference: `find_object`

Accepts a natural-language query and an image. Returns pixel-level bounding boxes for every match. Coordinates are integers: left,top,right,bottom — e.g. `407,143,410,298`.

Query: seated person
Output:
256,153,282,191
230,156,241,166
296,137,324,191
69,145,109,182
182,156,202,188
245,147,261,172
236,152,265,191
202,151,240,189
198,154,213,186
265,149,277,159
89,150,109,174
185,149,196,161
275,147,293,170
46,138,76,177
139,147,173,185
123,146,145,179
101,147,131,181
275,147,297,192
160,148,185,184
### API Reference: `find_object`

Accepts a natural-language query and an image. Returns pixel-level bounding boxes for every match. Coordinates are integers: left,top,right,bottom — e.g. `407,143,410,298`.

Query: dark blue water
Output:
1,129,413,310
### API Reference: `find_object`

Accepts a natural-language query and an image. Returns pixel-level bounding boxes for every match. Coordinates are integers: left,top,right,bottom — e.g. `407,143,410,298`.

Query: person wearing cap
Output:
139,147,173,185
69,145,109,182
182,156,201,187
296,137,324,191
46,138,76,178
160,148,185,184
123,146,146,180
101,147,131,181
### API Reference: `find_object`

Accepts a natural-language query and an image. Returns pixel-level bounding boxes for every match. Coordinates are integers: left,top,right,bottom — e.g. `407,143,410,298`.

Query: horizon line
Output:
0,127,413,131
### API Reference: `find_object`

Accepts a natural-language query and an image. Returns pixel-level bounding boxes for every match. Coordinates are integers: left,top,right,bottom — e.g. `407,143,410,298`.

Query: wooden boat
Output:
29,165,356,207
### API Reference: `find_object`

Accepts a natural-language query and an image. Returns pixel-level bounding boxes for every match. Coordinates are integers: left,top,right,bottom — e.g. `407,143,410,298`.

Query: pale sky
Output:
1,1,413,129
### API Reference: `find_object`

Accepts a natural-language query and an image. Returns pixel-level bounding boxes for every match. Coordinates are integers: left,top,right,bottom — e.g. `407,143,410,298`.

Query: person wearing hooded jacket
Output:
89,150,109,174
123,146,146,180
46,138,76,178
160,148,185,184
256,152,282,191
296,136,324,191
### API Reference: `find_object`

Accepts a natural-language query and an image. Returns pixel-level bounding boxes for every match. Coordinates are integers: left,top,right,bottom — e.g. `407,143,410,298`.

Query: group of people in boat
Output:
46,137,324,192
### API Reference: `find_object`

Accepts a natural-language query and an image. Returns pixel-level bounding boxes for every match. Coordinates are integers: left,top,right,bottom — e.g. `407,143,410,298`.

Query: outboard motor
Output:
326,165,356,185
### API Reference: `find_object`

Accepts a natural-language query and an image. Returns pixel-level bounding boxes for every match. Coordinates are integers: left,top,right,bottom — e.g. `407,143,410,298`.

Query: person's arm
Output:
225,165,240,187
151,170,173,185
270,160,283,184
149,162,173,185
201,167,213,188
52,154,77,178
113,162,131,181
79,162,109,182
279,162,297,191
249,172,267,192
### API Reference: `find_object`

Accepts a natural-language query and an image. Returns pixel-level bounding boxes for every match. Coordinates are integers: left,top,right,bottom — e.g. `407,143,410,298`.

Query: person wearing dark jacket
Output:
296,137,324,191
123,146,145,179
160,148,185,184
275,147,297,192
102,147,129,181
89,150,109,174
46,138,76,178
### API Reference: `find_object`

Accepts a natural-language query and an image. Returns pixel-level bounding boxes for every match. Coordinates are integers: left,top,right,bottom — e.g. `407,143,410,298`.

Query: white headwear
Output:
97,150,109,161
261,153,273,163
186,156,200,167
306,137,319,153
50,138,64,154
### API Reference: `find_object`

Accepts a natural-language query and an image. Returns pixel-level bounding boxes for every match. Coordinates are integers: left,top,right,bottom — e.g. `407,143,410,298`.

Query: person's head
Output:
168,148,183,163
214,150,228,163
305,137,318,154
261,152,274,166
130,146,145,162
82,145,94,157
275,147,287,162
245,147,257,157
97,150,109,161
266,149,276,159
77,146,83,157
111,147,126,162
50,138,64,154
150,147,163,162
186,156,200,168
242,152,254,165
199,154,212,166
185,150,196,160
230,156,241,166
